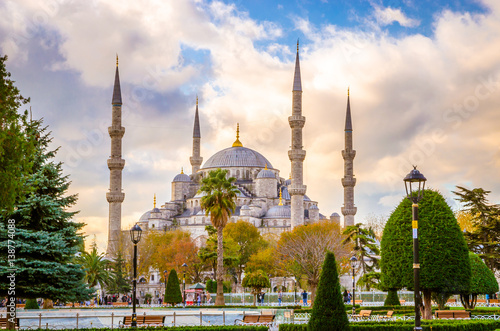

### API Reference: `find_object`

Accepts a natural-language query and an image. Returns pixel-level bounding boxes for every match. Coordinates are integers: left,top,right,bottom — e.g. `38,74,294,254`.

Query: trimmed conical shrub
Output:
384,289,401,306
308,251,349,331
164,269,183,306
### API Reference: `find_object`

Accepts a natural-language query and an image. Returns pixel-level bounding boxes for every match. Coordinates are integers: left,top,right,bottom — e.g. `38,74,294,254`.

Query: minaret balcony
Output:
106,192,125,203
107,158,125,170
341,206,357,216
189,156,203,165
288,115,306,128
288,184,307,196
342,150,356,159
288,149,306,161
108,126,125,138
341,177,357,187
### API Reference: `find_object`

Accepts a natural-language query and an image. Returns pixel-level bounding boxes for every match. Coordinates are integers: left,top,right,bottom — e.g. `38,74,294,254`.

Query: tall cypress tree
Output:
0,119,93,302
164,269,182,306
308,251,349,331
381,189,470,319
107,251,131,295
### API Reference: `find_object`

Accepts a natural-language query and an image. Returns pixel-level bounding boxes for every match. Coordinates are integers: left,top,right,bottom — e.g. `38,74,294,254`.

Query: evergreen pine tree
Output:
107,251,131,295
164,269,183,306
308,251,349,331
0,119,93,302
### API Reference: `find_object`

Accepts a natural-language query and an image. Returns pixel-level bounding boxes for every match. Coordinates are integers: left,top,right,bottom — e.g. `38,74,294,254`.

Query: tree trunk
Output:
422,289,432,320
309,281,318,306
215,226,225,306
460,293,477,309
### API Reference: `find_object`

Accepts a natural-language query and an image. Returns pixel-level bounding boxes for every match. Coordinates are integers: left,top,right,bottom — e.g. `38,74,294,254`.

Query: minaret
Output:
288,41,307,229
189,96,203,175
341,88,357,228
106,55,125,257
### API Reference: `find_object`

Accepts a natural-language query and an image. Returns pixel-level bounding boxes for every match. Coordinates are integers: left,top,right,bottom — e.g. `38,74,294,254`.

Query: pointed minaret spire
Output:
112,55,122,105
341,87,357,228
293,39,302,92
345,87,352,131
289,41,307,229
107,56,126,257
190,97,203,175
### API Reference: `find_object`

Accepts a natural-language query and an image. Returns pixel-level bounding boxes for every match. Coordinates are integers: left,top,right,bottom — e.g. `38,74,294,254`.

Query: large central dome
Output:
202,146,273,169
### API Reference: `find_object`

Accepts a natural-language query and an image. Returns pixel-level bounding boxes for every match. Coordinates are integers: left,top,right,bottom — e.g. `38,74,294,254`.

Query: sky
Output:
1,0,499,251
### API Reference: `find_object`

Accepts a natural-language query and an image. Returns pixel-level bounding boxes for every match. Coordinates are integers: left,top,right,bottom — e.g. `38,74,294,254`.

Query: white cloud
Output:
373,6,420,27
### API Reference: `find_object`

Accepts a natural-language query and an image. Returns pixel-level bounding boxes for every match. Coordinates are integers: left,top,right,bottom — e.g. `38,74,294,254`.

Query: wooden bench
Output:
399,300,406,304
235,314,275,326
15,305,24,309
378,311,394,320
352,310,372,319
0,317,20,329
120,315,165,327
112,302,129,307
435,310,470,319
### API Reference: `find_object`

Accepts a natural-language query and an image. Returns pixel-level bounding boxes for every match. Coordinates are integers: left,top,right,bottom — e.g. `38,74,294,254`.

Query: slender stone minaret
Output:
189,96,203,175
106,56,125,257
341,88,357,228
288,41,307,229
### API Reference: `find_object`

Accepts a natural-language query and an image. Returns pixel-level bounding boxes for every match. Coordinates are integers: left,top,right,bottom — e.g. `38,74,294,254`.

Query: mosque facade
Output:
106,44,355,257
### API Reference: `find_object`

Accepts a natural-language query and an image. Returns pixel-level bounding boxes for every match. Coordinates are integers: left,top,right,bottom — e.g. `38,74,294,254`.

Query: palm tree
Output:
76,243,113,289
198,169,239,305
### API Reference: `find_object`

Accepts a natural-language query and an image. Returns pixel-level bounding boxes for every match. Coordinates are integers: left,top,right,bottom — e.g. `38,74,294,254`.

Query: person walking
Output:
278,290,283,306
197,294,201,306
261,291,266,305
302,290,308,306
343,290,348,303
206,292,212,304
347,290,352,304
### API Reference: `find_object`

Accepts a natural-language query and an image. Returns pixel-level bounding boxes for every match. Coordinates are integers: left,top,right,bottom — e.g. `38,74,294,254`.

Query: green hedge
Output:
280,320,500,330
34,327,267,331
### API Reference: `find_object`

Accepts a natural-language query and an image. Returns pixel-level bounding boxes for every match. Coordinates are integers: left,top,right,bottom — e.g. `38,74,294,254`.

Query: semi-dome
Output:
202,146,273,169
264,204,291,218
331,212,340,217
257,168,275,179
173,173,191,182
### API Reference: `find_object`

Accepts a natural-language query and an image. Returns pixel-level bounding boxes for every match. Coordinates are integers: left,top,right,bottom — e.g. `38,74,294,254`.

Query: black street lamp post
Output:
404,166,427,331
294,279,297,304
182,263,188,307
350,256,358,315
130,224,143,327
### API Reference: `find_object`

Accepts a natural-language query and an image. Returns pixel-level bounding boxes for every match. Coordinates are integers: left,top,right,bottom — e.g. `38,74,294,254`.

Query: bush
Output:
165,269,182,306
206,279,231,293
56,327,267,331
308,251,349,331
24,299,39,309
383,290,401,306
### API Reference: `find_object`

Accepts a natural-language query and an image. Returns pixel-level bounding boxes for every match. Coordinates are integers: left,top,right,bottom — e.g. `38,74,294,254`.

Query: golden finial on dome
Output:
154,193,156,208
116,54,119,67
265,163,268,170
289,173,292,180
232,123,243,147
279,190,283,206
181,167,184,174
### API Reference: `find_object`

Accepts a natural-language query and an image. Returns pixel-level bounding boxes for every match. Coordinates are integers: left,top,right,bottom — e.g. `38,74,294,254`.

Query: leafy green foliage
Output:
24,299,39,309
381,190,470,293
164,269,182,306
454,186,500,272
383,289,401,306
461,252,499,309
342,223,380,279
106,251,131,295
0,119,93,302
76,240,113,289
307,251,349,331
242,270,270,305
0,55,35,216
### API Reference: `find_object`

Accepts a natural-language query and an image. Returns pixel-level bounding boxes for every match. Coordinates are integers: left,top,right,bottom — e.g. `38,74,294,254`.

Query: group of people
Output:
342,290,352,304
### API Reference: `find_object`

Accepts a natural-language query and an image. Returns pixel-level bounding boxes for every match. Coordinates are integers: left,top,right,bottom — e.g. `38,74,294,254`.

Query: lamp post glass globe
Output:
130,224,142,244
404,166,427,203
